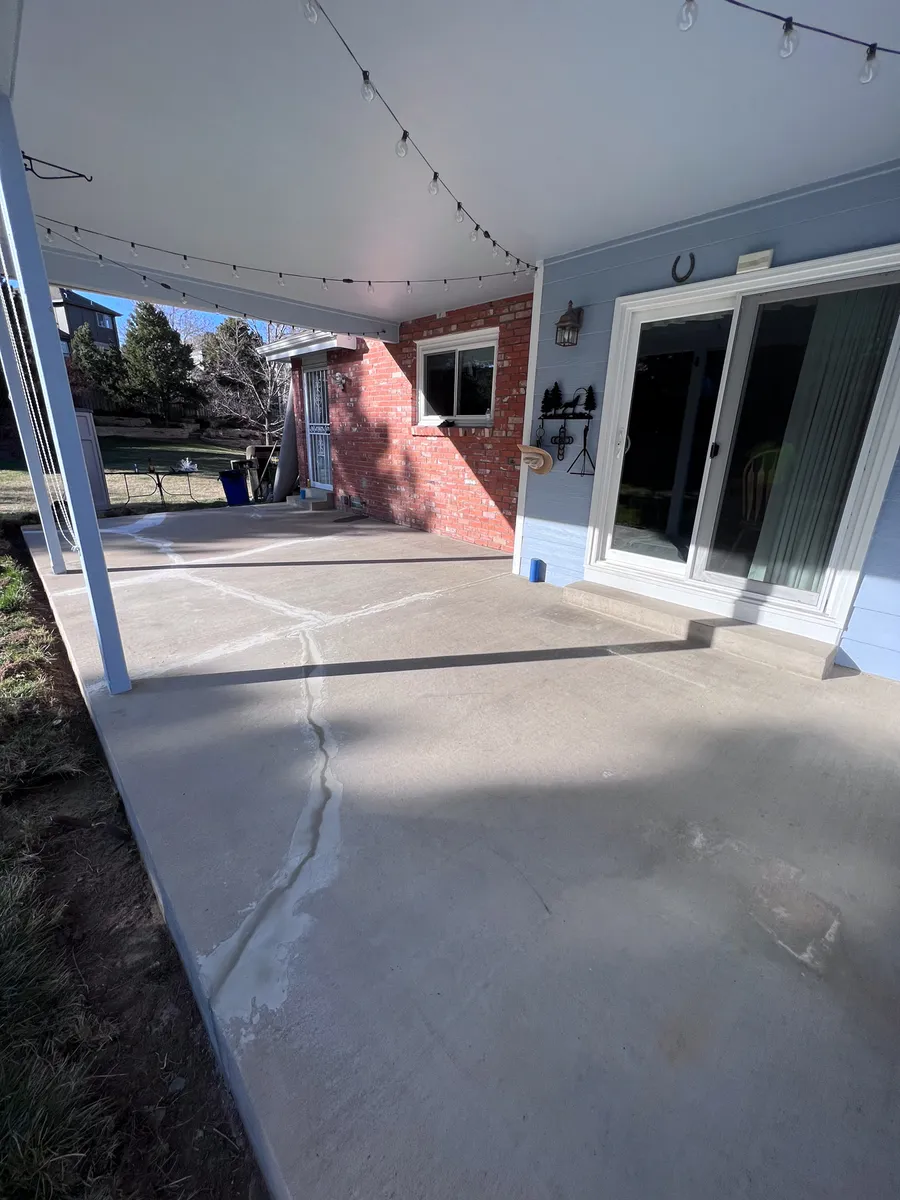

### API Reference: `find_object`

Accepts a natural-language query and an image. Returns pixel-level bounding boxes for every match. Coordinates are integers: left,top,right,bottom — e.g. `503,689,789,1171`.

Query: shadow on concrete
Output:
138,636,705,689
105,555,513,573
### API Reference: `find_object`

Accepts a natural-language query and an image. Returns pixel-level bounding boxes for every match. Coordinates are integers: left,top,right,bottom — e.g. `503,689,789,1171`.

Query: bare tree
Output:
198,318,291,441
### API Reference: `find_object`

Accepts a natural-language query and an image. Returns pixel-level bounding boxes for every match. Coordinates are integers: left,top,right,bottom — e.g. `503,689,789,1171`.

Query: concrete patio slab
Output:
27,507,900,1200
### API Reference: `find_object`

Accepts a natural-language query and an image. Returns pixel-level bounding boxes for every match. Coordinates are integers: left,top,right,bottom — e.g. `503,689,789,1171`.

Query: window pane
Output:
707,282,900,591
457,346,495,417
423,352,455,418
612,313,731,562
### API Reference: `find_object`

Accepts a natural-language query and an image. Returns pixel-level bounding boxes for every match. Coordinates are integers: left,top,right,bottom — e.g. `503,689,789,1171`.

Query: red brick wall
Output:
293,294,531,552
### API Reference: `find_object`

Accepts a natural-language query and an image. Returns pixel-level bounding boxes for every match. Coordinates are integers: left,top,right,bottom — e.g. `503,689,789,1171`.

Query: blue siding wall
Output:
835,459,900,680
520,160,900,680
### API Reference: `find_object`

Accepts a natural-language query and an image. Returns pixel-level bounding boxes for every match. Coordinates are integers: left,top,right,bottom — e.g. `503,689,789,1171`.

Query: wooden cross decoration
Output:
551,421,574,461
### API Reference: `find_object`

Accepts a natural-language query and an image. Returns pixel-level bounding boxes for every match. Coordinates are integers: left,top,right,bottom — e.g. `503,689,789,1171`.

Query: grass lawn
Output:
0,537,260,1197
0,435,245,521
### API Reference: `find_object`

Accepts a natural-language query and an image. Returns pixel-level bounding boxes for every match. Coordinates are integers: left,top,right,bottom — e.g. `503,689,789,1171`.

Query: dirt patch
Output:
1,526,265,1199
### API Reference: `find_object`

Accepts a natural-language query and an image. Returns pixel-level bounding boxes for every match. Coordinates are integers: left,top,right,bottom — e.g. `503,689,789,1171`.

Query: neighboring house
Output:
517,160,900,683
51,287,119,356
259,294,532,552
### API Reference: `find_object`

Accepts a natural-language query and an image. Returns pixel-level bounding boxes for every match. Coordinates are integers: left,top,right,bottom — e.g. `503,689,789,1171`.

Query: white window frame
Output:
416,328,499,427
585,240,900,645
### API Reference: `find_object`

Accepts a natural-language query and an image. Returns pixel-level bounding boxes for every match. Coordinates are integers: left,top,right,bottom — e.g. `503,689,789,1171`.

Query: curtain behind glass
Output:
749,284,900,592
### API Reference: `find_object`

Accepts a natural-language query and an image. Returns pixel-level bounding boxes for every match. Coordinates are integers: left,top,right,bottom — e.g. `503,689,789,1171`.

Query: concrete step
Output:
563,581,836,680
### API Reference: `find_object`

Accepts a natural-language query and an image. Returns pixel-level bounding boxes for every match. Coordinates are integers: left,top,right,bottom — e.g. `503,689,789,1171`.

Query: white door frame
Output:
585,241,900,644
302,366,333,491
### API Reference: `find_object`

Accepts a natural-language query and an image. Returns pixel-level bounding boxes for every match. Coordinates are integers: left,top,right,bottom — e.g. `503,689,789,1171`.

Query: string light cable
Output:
677,0,898,81
36,215,535,294
304,0,535,271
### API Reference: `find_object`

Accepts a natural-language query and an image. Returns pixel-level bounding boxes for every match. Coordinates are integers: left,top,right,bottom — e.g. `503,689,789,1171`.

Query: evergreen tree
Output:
122,303,195,421
69,323,126,410
583,385,597,414
549,381,563,413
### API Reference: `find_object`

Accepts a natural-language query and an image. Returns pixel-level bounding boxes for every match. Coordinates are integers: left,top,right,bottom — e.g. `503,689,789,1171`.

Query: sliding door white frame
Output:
585,241,900,644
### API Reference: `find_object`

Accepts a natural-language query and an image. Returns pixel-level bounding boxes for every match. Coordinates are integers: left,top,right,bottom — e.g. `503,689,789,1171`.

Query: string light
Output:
73,226,82,242
182,254,189,270
478,276,483,289
860,43,878,84
181,292,187,305
97,253,104,267
44,227,53,244
37,216,533,289
406,281,412,294
505,252,513,266
682,1,899,83
367,280,374,294
779,18,798,58
443,279,449,292
141,275,148,288
321,277,328,290
677,1,697,31
470,224,480,243
305,0,531,269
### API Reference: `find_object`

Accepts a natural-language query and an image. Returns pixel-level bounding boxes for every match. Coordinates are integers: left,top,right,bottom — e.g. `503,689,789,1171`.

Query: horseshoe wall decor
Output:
671,252,696,284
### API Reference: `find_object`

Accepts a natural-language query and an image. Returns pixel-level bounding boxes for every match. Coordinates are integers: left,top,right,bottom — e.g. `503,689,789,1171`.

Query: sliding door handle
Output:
709,441,720,459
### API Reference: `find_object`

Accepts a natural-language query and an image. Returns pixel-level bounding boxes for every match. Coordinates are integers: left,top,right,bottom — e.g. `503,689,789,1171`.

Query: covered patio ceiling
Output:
6,0,900,333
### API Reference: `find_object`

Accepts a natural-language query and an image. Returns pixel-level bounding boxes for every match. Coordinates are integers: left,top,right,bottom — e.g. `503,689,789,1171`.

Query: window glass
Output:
423,351,455,418
457,346,495,416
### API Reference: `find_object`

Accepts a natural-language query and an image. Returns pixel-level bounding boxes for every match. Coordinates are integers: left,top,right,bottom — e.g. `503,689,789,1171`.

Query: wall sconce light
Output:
333,371,349,391
555,301,583,348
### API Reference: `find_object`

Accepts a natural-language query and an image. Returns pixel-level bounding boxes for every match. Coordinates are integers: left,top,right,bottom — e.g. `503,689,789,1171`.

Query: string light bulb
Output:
443,279,449,292
73,226,82,242
455,202,464,224
478,276,484,289
677,0,697,31
279,272,285,287
232,264,239,279
182,254,189,270
360,70,375,103
304,1,318,24
44,227,53,244
367,280,374,294
470,224,480,243
141,275,148,288
428,171,440,196
779,18,798,57
406,281,412,295
860,43,878,83
181,292,187,306
97,254,104,268
395,131,409,158
505,252,513,266
492,241,499,258
130,241,138,257
321,277,328,291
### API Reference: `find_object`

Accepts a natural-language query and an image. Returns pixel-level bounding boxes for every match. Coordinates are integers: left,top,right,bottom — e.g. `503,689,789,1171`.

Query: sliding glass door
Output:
694,278,900,601
595,269,900,631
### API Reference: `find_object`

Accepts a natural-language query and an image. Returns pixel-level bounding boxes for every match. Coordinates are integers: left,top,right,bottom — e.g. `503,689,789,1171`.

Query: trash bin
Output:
218,468,250,506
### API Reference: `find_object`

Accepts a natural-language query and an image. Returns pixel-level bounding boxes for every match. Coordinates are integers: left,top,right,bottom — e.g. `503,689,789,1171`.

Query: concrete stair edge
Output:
563,581,836,680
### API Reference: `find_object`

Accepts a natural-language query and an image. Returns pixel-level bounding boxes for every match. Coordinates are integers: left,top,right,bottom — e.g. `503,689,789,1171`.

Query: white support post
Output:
0,93,130,694
0,305,66,572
